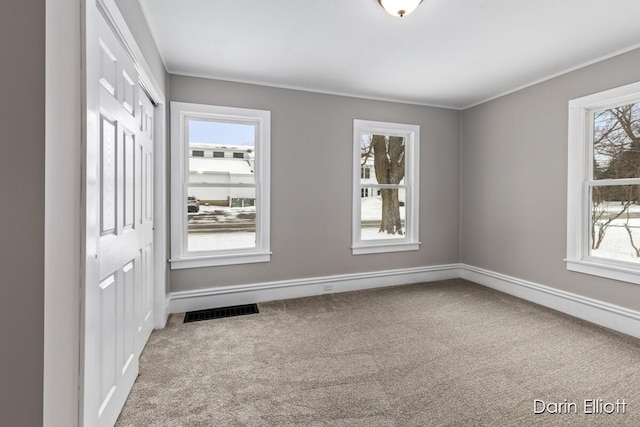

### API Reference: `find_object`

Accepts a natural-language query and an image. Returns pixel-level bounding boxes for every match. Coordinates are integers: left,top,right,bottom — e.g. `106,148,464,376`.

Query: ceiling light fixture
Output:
377,0,423,18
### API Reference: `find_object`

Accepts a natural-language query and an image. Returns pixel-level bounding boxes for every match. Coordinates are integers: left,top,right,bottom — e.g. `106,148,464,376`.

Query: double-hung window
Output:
352,119,420,255
170,102,271,268
567,81,640,283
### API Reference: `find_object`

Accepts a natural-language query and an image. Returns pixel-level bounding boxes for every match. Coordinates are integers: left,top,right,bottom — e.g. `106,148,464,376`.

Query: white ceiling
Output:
139,0,640,109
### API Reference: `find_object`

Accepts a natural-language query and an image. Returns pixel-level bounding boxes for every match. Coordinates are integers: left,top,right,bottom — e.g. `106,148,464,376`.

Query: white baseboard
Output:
460,264,640,340
168,262,640,341
169,264,460,313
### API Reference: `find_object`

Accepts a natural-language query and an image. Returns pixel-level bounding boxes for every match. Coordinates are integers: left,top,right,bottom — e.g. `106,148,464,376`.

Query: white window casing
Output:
170,102,271,268
567,81,640,284
352,119,421,255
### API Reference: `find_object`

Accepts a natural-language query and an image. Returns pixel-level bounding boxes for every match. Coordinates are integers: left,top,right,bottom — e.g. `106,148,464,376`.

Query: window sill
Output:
352,241,420,255
565,258,640,285
170,251,271,269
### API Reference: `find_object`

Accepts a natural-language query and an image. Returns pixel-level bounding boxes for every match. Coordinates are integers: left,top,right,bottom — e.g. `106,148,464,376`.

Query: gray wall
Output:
170,76,461,292
0,1,45,425
461,47,640,311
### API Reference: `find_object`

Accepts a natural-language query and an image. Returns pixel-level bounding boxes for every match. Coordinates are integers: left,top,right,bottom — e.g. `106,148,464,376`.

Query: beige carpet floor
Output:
116,279,640,426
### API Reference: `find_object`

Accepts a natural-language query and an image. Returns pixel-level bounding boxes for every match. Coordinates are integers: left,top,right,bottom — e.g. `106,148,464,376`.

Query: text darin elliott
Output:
534,399,627,414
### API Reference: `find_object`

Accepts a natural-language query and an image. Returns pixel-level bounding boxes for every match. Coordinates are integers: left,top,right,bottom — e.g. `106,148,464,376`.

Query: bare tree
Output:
593,105,640,180
591,185,634,249
624,202,640,257
591,187,632,250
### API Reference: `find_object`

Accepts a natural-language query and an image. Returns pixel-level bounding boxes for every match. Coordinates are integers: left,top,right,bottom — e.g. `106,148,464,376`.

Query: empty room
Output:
3,0,640,426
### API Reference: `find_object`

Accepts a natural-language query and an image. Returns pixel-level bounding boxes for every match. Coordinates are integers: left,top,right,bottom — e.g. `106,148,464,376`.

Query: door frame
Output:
45,0,167,425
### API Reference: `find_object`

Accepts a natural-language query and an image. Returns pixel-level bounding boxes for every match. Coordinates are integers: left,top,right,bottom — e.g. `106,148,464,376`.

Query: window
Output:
170,102,271,268
567,81,640,284
233,152,244,159
192,150,204,157
352,119,420,255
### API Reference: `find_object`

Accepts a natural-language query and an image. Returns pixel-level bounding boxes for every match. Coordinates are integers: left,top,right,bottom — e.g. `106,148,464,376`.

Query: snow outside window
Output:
170,102,271,269
567,81,640,284
352,119,420,255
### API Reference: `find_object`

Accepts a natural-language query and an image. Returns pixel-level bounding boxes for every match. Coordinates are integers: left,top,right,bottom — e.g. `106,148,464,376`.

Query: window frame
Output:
567,81,640,284
169,101,271,269
352,119,420,255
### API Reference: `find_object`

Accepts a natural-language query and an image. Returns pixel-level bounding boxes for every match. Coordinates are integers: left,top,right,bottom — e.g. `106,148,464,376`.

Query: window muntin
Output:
170,102,270,268
352,120,420,255
567,81,640,283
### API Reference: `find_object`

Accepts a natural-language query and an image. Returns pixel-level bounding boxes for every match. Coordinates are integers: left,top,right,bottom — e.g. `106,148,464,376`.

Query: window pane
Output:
361,188,406,240
593,101,640,180
187,186,256,252
590,185,640,263
360,133,406,185
188,119,256,184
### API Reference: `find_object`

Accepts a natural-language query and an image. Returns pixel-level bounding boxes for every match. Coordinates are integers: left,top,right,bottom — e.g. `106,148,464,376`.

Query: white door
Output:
83,5,155,426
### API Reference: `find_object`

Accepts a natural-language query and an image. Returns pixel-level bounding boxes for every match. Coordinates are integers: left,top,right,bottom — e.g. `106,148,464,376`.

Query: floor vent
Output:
184,303,259,323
